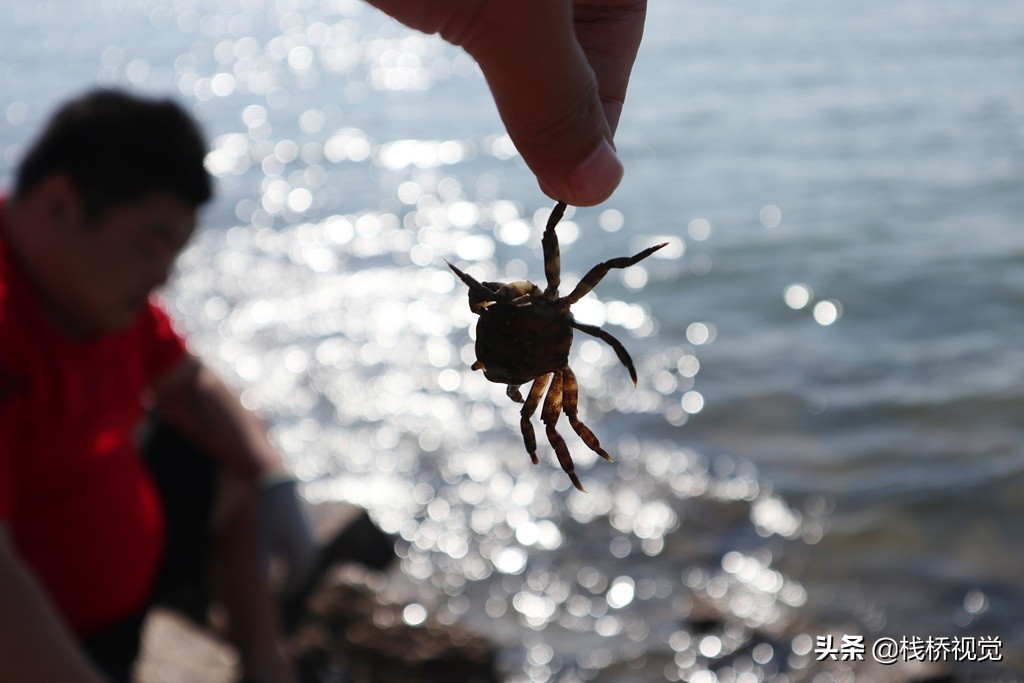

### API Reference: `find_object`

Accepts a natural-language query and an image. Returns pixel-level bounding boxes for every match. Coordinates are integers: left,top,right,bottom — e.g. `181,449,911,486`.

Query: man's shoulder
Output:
0,224,19,335
0,245,24,354
0,252,16,353
0,281,27,410
0,238,39,407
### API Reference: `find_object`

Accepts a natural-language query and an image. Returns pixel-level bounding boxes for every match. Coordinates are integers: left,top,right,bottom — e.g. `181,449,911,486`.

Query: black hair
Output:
14,88,213,216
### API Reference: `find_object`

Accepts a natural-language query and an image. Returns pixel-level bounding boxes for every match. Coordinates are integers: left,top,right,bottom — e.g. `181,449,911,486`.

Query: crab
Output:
447,202,667,492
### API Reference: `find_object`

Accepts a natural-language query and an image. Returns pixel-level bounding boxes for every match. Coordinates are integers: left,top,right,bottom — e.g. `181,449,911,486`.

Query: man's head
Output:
8,89,212,335
15,88,212,218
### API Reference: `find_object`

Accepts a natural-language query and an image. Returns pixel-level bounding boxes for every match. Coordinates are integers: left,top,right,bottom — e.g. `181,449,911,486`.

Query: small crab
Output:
447,202,667,492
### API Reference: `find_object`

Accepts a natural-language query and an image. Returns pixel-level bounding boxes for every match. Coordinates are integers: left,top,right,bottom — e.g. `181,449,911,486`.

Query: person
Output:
0,91,312,682
0,3,647,680
366,0,647,207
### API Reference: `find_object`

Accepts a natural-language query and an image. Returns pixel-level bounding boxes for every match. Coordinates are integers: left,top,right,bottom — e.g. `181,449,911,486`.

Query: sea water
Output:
2,0,1023,680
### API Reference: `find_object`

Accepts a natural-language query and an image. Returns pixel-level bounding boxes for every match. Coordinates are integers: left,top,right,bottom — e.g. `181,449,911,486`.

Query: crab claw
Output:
446,260,504,314
446,260,496,298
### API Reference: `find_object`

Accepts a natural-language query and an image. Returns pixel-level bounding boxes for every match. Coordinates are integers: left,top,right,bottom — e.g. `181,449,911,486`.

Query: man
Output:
0,90,309,682
0,3,647,679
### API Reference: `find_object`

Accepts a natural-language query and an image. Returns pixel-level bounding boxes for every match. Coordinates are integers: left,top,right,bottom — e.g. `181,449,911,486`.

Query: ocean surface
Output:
2,0,1023,680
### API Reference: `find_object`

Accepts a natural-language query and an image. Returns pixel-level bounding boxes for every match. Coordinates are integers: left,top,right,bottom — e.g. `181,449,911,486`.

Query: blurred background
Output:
2,0,1023,680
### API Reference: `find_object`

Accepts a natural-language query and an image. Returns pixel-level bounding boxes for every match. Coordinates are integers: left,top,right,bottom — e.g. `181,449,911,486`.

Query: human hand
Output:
364,0,647,206
256,476,318,595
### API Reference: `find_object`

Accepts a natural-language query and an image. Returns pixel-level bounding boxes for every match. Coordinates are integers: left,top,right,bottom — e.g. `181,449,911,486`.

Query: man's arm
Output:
148,356,307,683
150,354,286,482
0,524,109,683
149,353,317,593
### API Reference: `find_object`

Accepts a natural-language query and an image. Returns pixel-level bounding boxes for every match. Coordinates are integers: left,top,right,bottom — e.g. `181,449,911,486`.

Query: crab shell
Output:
472,280,572,385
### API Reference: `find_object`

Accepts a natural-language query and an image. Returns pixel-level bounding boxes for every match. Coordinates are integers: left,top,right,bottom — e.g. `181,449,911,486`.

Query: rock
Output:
293,571,498,683
136,501,497,683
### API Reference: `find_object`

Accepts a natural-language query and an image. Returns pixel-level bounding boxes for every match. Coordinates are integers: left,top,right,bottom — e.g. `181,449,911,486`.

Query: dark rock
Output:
293,575,498,683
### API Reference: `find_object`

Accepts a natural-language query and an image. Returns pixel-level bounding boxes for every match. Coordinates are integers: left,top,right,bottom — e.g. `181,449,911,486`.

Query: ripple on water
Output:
169,194,818,681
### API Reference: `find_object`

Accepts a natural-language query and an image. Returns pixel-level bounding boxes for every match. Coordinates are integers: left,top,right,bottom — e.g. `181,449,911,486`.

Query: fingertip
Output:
566,139,623,206
538,178,558,202
536,139,624,206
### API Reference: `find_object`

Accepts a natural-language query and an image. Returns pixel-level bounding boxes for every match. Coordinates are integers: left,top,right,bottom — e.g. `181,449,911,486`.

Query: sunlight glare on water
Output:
4,0,1024,678
171,184,814,679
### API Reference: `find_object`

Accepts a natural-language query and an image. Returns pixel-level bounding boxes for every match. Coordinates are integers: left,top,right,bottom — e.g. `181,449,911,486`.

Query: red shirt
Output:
0,201,187,636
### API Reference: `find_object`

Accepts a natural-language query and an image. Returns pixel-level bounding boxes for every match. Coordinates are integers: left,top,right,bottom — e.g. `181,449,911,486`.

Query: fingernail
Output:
566,139,623,206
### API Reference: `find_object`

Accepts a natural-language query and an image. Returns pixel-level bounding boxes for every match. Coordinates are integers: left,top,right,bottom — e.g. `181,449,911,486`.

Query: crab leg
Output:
571,321,639,385
542,202,567,298
541,369,585,492
520,375,549,464
561,366,613,462
563,241,669,305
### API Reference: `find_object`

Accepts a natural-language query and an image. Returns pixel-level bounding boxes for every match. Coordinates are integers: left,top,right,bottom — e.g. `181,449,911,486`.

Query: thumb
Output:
364,0,626,206
464,1,622,206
